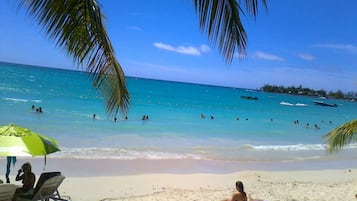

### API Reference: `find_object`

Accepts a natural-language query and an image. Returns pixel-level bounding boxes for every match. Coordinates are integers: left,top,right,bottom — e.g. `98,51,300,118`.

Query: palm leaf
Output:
325,119,357,153
193,0,267,63
18,0,129,117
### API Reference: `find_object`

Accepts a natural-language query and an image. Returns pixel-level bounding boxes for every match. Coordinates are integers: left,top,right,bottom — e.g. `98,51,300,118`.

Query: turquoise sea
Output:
1,62,357,170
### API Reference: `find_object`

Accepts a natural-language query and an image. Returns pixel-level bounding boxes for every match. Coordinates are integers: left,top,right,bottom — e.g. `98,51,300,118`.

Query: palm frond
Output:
325,119,357,153
19,0,129,117
193,0,267,63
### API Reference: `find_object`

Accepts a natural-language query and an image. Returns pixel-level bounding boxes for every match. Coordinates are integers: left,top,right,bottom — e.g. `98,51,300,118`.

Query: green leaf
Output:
325,119,357,153
193,0,267,63
19,0,129,117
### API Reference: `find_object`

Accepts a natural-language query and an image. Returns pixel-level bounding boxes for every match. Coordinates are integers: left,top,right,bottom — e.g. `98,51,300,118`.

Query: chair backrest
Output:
0,183,17,201
32,175,65,200
32,172,61,198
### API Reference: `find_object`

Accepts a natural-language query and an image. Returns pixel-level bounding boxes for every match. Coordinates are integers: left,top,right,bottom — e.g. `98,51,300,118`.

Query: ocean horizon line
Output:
0,60,262,92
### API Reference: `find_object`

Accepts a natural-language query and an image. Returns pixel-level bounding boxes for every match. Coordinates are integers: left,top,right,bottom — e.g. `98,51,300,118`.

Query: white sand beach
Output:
4,158,357,201
59,169,357,201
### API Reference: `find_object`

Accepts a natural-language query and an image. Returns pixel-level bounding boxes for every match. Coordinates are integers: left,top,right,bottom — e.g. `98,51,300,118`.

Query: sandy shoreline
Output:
3,158,357,201
58,169,357,201
5,157,357,176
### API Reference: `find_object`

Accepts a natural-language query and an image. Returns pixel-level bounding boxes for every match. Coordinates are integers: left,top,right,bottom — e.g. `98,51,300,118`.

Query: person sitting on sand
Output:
222,180,247,201
12,162,36,201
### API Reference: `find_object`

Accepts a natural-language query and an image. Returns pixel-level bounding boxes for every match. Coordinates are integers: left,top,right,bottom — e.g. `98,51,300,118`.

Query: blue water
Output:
1,62,357,164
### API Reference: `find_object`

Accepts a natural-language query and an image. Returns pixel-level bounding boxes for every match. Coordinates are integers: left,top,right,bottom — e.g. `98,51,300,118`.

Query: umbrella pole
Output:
43,155,47,171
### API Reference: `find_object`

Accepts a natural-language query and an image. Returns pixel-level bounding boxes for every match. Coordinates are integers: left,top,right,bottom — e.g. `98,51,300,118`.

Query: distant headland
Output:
261,84,356,101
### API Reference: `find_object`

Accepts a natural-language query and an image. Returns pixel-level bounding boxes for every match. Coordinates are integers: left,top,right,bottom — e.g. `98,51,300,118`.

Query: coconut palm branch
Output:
18,0,266,117
193,0,267,62
18,0,129,117
325,119,357,153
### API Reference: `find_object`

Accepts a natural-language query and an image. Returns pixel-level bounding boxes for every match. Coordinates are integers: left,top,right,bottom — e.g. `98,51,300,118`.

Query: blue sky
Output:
1,0,357,92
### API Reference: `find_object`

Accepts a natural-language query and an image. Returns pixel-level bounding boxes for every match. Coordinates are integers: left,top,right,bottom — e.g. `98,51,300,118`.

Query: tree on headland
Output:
16,0,267,117
328,90,345,99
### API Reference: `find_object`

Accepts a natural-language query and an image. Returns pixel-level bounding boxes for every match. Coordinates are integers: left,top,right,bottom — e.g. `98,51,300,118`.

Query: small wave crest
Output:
51,147,204,160
252,143,357,151
3,97,41,103
194,143,334,152
253,144,327,151
49,144,357,161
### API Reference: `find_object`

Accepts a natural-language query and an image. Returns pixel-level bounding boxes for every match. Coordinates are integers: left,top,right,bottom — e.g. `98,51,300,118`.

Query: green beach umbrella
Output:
0,124,60,156
0,124,60,183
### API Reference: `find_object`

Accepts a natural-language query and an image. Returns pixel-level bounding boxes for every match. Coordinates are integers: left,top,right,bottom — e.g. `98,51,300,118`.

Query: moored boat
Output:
313,100,337,107
241,96,258,100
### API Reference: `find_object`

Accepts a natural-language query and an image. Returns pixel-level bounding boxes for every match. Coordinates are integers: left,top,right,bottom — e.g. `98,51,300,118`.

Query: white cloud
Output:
127,26,142,31
176,46,200,55
314,43,357,53
297,53,315,61
153,42,211,56
251,51,284,61
199,45,211,53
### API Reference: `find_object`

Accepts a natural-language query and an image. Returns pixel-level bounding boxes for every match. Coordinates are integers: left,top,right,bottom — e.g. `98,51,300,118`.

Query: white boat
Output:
295,103,308,107
280,101,294,106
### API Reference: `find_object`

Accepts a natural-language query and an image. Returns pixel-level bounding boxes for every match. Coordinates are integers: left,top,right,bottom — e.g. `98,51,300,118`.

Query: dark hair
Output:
236,181,247,201
235,181,244,193
22,162,32,171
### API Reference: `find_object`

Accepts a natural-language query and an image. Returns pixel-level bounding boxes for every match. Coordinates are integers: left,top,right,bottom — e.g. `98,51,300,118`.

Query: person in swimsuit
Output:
222,180,247,201
12,162,36,201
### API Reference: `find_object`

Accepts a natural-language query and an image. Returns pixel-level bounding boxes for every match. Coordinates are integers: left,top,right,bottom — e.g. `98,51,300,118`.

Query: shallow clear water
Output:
1,62,356,164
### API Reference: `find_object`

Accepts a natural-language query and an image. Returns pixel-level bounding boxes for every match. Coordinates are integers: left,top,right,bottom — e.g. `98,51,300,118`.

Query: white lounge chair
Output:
0,183,17,201
17,174,67,201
